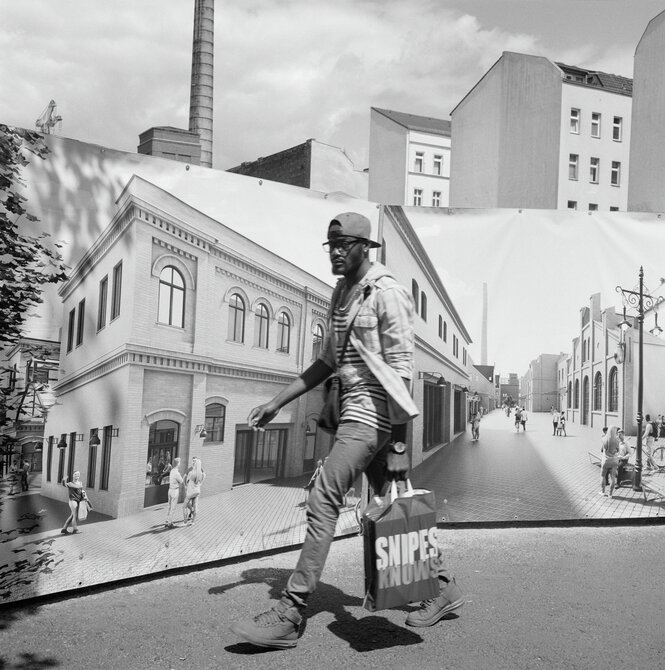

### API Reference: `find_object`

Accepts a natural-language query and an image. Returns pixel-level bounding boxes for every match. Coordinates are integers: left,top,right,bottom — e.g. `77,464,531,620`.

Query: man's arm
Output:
248,359,334,429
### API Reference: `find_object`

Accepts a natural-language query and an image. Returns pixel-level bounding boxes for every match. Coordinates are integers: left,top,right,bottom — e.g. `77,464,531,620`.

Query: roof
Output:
372,107,451,136
556,62,633,95
474,364,495,382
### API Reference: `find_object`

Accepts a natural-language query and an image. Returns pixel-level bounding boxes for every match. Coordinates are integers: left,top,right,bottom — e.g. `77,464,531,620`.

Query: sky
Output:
2,0,665,172
4,0,665,375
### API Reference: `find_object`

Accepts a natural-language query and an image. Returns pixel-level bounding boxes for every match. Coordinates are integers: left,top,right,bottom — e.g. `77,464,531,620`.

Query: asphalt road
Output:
1,524,662,670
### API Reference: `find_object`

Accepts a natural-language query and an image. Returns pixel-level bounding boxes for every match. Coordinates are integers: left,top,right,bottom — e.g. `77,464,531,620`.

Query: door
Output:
144,419,179,507
234,427,287,485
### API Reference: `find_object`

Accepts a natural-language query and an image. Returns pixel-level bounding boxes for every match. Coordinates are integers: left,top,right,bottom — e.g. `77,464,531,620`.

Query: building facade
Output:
560,293,665,435
450,52,632,212
368,108,451,208
227,138,368,199
521,353,561,413
628,10,665,212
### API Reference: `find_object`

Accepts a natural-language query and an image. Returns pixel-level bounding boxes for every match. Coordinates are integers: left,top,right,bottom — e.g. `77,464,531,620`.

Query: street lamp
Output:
616,267,665,491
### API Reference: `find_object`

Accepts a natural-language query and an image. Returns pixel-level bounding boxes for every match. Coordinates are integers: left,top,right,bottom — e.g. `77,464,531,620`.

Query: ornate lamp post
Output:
616,267,664,490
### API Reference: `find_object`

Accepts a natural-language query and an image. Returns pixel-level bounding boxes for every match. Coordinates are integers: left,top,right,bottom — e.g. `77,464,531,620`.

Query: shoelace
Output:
253,606,287,626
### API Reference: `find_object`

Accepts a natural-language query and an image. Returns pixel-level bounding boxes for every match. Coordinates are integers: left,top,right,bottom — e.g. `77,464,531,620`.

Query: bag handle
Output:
389,478,414,502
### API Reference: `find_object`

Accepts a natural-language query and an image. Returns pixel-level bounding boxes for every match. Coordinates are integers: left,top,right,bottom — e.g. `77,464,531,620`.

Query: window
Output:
413,188,423,206
589,157,599,184
593,372,602,411
228,293,245,343
453,334,459,358
88,429,98,488
438,315,443,339
591,112,601,138
76,299,85,347
574,379,580,409
432,191,441,207
255,303,270,349
411,279,419,314
158,266,185,327
588,203,598,211
463,348,467,365
611,161,621,186
567,201,578,210
97,276,108,331
312,323,324,360
111,261,122,320
420,292,427,322
414,152,424,173
67,432,76,481
433,155,442,175
423,381,445,451
443,320,447,343
57,434,66,482
100,425,113,491
567,382,572,409
612,116,623,142
46,436,53,483
608,367,619,412
569,154,578,180
570,108,580,133
204,403,226,443
276,312,290,353
610,206,619,212
66,308,75,353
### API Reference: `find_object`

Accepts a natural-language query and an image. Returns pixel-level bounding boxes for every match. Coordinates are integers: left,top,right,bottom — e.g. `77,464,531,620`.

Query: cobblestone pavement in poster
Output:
2,410,663,605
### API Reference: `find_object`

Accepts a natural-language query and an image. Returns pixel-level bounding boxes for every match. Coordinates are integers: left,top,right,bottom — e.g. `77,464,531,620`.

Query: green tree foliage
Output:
0,124,68,348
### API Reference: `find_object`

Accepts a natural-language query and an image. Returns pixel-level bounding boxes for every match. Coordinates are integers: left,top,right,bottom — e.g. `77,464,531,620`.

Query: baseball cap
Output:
328,212,381,248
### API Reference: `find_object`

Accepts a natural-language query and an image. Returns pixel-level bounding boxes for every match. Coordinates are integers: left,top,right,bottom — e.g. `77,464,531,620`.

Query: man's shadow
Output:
213,566,425,654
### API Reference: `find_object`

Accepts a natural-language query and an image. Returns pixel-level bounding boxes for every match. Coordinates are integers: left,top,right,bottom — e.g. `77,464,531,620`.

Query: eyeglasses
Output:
322,237,365,254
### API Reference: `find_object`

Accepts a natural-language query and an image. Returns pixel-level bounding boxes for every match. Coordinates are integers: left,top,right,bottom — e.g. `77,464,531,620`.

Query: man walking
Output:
230,212,463,649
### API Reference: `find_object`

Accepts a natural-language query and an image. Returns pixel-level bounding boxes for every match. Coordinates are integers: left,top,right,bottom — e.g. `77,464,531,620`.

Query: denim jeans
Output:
282,421,449,609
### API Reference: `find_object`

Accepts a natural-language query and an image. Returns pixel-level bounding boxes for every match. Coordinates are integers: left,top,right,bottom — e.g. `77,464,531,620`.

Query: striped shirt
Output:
333,306,391,433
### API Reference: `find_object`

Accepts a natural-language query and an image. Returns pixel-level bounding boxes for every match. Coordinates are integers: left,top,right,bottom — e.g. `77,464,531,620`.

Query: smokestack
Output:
481,282,488,365
189,0,214,168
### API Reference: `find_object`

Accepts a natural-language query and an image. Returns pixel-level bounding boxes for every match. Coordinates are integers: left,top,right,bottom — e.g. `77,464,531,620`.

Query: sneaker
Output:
230,600,302,649
405,577,465,627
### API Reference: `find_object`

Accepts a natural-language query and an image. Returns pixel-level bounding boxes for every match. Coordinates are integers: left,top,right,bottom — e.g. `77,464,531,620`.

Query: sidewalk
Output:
1,410,663,605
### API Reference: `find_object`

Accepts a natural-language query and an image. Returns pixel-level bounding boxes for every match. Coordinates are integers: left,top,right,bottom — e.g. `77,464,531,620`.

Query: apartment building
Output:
450,51,632,212
628,9,665,212
520,353,561,413
368,107,451,208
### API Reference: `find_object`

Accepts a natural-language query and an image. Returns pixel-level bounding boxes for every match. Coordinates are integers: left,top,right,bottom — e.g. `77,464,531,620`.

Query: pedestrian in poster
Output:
642,414,658,472
183,456,205,525
20,458,31,491
551,406,559,435
557,412,566,436
600,426,620,497
616,429,632,488
514,406,522,432
165,457,183,528
470,412,480,442
520,408,528,431
231,212,463,650
61,471,84,534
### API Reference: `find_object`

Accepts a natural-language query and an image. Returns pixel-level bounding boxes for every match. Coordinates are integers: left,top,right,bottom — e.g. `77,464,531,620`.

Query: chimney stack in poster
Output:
189,0,214,168
481,282,488,365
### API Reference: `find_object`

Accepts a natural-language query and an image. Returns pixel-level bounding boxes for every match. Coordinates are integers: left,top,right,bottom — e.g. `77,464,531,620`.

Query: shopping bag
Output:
78,500,88,521
362,479,439,611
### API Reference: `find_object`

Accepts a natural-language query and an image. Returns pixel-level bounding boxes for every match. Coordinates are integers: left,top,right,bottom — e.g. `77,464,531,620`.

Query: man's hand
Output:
248,402,279,430
386,442,410,481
